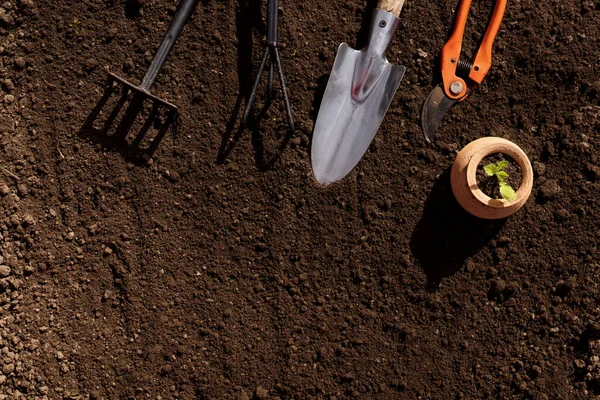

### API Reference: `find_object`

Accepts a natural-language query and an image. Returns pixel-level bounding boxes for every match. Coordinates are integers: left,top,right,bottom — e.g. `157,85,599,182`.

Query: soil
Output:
477,153,522,199
0,0,600,399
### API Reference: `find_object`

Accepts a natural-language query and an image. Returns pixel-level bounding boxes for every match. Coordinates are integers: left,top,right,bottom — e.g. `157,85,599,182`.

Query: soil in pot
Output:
477,153,522,200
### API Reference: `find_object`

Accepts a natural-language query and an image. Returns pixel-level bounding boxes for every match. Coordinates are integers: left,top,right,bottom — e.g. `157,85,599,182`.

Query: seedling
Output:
483,160,516,201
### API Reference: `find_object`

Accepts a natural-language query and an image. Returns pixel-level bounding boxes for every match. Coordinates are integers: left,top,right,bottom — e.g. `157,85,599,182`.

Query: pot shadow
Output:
218,0,295,171
410,168,506,290
78,80,177,164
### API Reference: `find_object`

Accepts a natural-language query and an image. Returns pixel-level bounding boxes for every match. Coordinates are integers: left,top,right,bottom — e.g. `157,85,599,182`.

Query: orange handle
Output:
440,0,473,99
469,0,507,83
440,0,508,99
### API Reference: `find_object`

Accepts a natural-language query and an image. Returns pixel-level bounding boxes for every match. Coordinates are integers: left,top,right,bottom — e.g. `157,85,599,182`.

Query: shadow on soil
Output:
410,168,506,290
570,324,600,395
78,80,178,164
218,0,295,171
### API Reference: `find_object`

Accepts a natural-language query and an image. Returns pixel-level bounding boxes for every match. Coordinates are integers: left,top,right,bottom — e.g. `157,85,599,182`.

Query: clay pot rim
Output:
466,141,532,209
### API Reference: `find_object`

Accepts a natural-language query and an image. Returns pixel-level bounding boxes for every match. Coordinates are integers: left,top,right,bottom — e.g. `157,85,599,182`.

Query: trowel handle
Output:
377,0,406,16
267,0,278,46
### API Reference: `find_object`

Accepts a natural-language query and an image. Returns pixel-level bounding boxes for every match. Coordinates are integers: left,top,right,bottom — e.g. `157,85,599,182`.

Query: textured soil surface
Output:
1,0,600,399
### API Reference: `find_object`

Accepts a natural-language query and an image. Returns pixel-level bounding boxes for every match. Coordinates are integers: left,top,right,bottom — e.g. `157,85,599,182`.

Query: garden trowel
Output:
311,0,407,185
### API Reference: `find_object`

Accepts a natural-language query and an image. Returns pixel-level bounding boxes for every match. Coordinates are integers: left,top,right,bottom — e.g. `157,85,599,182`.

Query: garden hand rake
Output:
106,0,200,116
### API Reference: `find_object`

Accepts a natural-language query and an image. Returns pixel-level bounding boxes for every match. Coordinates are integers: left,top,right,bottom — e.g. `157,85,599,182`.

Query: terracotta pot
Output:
450,137,533,219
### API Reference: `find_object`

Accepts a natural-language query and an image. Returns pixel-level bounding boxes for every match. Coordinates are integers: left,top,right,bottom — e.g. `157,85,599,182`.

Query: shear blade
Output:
421,85,457,143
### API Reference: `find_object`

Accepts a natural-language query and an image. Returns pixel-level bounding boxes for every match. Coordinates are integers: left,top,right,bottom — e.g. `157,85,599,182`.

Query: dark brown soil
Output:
477,153,522,199
1,0,600,399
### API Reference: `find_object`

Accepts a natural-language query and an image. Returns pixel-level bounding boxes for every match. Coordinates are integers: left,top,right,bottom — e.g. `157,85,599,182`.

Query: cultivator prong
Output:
241,0,295,133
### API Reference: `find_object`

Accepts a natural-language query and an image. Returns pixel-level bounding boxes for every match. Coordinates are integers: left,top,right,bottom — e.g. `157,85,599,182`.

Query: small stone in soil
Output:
84,58,98,71
489,279,507,297
0,265,10,277
2,79,14,92
14,57,26,70
255,386,269,399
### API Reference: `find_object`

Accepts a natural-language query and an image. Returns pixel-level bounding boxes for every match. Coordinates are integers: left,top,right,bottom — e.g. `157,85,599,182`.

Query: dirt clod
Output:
84,58,99,71
533,161,546,176
0,265,11,277
13,57,26,70
539,179,561,200
238,392,250,400
255,386,269,399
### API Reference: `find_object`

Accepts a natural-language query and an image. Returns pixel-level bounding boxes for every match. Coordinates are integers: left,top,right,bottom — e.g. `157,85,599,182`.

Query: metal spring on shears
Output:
457,59,474,75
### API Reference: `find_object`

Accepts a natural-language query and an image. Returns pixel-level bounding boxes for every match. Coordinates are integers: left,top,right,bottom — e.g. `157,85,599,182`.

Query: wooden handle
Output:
377,0,406,16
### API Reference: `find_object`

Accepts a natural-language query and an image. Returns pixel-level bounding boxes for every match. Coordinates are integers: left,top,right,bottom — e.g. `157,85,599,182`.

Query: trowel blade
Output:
311,43,405,186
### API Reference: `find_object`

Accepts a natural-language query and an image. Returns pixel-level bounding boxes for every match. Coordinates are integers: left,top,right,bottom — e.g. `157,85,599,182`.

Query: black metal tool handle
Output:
140,0,200,91
267,0,278,46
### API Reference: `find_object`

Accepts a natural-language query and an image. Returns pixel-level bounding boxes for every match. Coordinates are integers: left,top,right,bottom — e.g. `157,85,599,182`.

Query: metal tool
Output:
421,0,507,143
311,0,407,186
106,0,200,116
241,0,294,132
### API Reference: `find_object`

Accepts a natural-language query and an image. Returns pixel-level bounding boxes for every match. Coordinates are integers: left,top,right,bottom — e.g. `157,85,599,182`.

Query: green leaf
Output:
496,171,509,181
483,163,497,176
500,183,516,201
496,160,509,171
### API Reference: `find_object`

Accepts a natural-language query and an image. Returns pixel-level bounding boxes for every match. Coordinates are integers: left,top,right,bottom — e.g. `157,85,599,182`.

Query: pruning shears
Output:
421,0,508,142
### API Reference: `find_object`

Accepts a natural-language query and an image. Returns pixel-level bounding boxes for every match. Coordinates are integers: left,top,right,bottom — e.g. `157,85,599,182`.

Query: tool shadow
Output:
410,168,505,290
218,0,294,171
78,83,177,164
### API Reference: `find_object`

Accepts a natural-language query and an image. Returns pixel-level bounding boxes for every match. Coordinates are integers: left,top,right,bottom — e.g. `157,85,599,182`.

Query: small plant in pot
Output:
477,154,522,201
450,137,533,220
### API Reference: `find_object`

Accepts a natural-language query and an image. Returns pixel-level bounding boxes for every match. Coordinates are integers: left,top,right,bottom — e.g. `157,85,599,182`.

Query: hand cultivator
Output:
241,0,295,133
